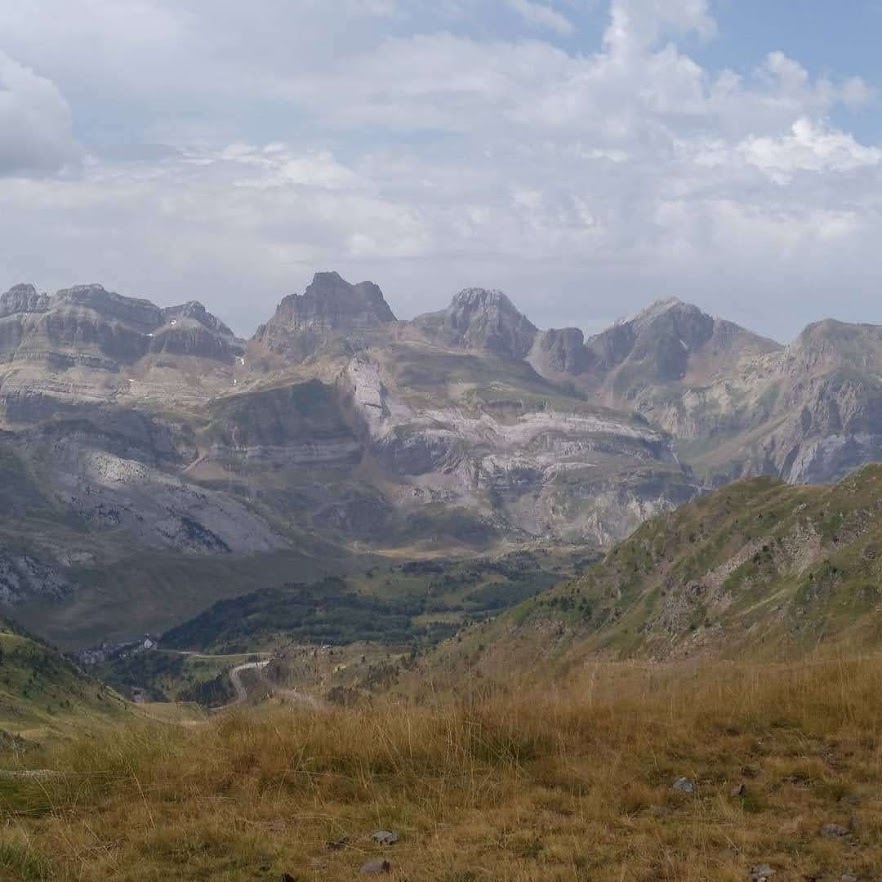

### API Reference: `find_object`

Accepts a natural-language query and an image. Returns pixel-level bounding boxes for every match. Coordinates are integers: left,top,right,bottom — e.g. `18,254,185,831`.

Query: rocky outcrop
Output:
412,288,538,359
337,351,695,544
0,552,72,605
254,271,396,358
0,284,49,318
149,301,244,361
0,283,241,368
205,380,362,468
528,327,590,377
50,435,287,555
585,298,780,387
161,301,236,337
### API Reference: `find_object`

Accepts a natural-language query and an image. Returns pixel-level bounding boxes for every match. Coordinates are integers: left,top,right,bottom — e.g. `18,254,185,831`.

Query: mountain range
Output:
3,270,882,645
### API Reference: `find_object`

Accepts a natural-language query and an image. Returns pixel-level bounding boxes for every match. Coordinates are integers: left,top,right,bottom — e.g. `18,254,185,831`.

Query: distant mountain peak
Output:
451,287,520,310
619,297,693,327
253,271,396,358
413,286,537,359
162,301,236,338
0,283,49,318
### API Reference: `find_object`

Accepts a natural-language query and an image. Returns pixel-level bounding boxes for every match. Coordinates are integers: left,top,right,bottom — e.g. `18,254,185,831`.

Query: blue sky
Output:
0,0,881,341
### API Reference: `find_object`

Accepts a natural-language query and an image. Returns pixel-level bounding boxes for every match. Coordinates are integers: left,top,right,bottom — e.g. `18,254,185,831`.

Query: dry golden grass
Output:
2,656,881,881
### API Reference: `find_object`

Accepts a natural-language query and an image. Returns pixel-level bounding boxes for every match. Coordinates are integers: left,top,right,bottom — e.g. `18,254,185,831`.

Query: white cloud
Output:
0,0,881,340
0,51,79,175
604,0,716,55
507,0,574,35
741,118,882,184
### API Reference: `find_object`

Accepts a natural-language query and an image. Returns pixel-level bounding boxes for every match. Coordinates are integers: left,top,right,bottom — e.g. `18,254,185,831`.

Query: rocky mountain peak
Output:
269,271,396,333
587,298,780,385
588,299,715,379
252,271,397,359
783,318,882,374
161,301,236,337
626,297,687,325
414,287,538,359
54,284,163,333
0,284,49,318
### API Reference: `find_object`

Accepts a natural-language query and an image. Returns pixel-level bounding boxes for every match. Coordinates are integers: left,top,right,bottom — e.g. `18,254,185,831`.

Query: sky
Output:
1,0,881,342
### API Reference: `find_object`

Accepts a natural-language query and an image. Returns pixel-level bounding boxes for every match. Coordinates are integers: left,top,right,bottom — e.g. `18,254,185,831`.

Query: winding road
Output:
223,659,325,711
228,659,270,705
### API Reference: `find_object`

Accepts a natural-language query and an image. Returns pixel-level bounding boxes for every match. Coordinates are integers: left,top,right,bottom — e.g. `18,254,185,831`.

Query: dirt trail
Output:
223,659,326,711
228,660,270,705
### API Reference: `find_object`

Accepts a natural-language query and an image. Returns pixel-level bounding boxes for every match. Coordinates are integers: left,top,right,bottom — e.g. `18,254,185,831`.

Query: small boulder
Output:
360,859,392,875
672,777,695,794
750,864,775,882
821,823,850,838
370,830,399,846
840,875,858,882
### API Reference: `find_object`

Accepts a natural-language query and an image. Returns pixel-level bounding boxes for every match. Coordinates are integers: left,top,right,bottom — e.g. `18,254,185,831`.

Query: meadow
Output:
2,655,881,880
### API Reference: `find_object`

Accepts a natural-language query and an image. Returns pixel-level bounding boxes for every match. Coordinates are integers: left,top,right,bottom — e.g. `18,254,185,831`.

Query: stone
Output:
821,823,850,838
672,776,695,794
750,864,775,882
360,859,391,875
840,875,858,882
370,830,399,846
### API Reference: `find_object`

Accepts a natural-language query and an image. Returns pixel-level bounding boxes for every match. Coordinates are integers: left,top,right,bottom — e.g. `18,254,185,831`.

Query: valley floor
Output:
1,656,881,881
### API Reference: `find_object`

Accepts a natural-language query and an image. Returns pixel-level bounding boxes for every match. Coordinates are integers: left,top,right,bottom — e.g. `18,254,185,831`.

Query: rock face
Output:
254,271,397,358
413,288,538,359
0,284,50,317
582,298,781,395
0,282,243,370
0,552,72,605
528,327,590,377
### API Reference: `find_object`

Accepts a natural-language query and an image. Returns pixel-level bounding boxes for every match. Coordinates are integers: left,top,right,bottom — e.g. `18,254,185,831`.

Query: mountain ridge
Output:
427,462,882,681
5,270,882,646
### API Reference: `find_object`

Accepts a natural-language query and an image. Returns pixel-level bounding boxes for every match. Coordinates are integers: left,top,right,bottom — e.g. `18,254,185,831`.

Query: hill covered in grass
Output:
0,617,127,741
433,464,882,677
1,657,880,880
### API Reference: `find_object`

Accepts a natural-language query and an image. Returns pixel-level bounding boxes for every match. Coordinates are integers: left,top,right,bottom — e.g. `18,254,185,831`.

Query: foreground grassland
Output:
2,657,881,881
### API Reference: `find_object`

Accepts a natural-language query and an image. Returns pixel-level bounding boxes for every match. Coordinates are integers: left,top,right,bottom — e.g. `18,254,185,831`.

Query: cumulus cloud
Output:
0,51,79,175
0,0,880,339
604,0,716,54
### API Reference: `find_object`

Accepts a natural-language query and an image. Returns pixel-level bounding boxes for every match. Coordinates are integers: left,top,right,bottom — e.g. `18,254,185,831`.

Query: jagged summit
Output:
586,297,780,384
268,271,396,332
0,283,49,317
253,271,397,358
450,287,521,311
414,286,538,359
618,296,687,326
162,300,237,338
0,282,243,367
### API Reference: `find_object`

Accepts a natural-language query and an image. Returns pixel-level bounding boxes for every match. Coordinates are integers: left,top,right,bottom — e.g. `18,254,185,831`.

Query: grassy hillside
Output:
10,544,365,650
432,465,882,677
162,549,586,652
97,550,592,704
1,657,880,879
0,617,127,741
